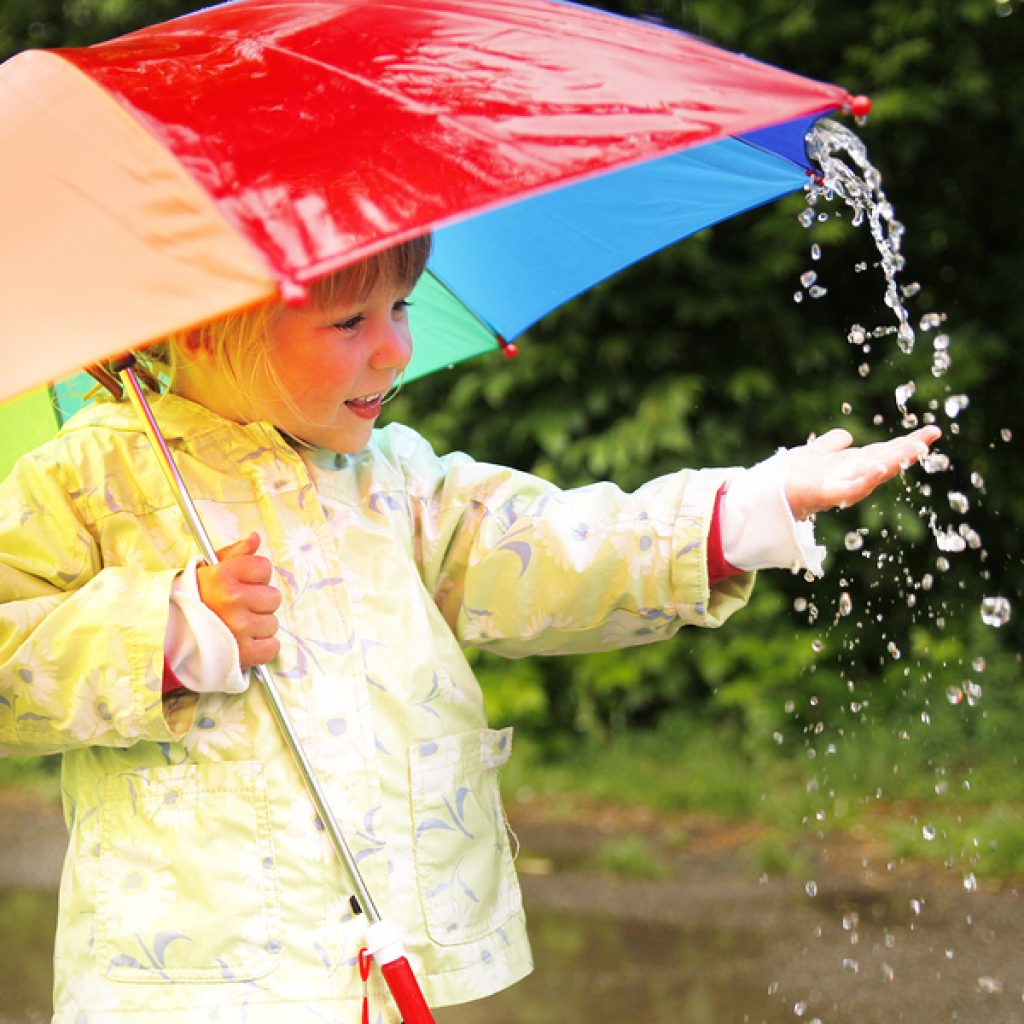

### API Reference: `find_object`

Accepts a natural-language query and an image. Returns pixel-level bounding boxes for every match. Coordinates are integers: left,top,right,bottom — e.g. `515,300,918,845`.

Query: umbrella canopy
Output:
0,0,856,476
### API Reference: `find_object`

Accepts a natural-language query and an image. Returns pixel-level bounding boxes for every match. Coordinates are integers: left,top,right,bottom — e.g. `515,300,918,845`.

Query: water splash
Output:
781,119,1019,1009
805,119,915,353
800,117,1013,631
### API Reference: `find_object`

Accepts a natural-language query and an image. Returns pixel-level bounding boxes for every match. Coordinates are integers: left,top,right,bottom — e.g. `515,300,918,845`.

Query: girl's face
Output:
256,279,414,452
178,277,414,453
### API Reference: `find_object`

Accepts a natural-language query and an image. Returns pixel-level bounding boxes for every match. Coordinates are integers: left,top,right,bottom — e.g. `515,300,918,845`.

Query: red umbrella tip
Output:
497,337,519,359
847,95,872,119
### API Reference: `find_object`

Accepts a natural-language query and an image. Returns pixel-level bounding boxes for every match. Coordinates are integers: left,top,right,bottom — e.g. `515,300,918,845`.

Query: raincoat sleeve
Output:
0,451,185,756
391,426,755,657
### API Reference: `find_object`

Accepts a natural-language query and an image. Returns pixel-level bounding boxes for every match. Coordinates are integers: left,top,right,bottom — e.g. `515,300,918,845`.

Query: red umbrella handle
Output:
381,958,436,1024
366,921,436,1024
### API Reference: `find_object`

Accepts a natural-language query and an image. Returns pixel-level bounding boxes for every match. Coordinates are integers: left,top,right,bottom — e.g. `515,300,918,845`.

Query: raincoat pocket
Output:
409,727,522,945
95,761,282,984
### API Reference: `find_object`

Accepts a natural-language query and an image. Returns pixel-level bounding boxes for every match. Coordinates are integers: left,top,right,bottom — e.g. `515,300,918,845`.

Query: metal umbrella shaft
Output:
117,364,435,1024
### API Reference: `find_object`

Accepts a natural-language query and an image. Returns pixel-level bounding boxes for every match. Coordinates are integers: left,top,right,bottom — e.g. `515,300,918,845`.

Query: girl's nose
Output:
369,316,413,371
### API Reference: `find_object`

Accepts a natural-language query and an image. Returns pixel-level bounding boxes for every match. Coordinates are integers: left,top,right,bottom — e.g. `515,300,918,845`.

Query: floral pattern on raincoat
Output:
0,393,753,1023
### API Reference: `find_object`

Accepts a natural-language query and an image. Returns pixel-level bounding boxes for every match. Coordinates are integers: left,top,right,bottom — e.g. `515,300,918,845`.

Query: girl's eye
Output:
392,298,411,316
332,314,364,333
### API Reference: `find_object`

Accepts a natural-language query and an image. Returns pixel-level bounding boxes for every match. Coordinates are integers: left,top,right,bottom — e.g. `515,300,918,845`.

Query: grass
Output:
593,836,669,879
501,711,1024,881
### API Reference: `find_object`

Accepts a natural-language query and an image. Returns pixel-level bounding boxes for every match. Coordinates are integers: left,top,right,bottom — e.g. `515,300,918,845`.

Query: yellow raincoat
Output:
0,393,753,1023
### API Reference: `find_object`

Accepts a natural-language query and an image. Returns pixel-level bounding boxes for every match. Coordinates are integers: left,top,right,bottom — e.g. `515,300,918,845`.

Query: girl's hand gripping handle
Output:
365,921,435,1024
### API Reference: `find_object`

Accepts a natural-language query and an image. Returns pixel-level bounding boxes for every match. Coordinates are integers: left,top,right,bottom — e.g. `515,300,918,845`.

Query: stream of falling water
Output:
802,117,1012,626
770,117,1019,1022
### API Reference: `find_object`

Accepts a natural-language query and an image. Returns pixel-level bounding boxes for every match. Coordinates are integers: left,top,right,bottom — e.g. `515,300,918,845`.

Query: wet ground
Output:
3,787,1024,1023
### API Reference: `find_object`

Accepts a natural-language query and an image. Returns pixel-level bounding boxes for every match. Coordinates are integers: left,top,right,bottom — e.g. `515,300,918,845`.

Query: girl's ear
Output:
182,327,208,357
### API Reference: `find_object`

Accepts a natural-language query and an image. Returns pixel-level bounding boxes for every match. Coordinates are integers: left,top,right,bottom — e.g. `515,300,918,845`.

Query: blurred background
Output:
1,1,1022,1020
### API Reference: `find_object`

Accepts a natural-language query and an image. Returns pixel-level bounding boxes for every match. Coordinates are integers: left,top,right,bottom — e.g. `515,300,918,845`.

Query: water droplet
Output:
897,322,915,353
894,381,916,410
980,596,1011,628
922,824,936,841
798,208,816,228
847,324,867,346
920,452,950,474
809,284,828,299
931,351,952,377
800,270,818,289
934,526,967,553
946,684,962,704
1001,427,1013,442
964,680,983,705
793,597,808,613
972,656,986,673
948,491,969,513
977,976,1003,994
805,880,818,898
858,362,871,378
793,291,805,303
919,312,946,331
841,401,853,415
811,639,824,653
963,873,978,892
887,641,901,660
944,394,969,418
810,243,822,260
844,531,865,551
842,958,860,974
970,472,985,490
842,912,859,931
901,282,921,298
838,592,853,616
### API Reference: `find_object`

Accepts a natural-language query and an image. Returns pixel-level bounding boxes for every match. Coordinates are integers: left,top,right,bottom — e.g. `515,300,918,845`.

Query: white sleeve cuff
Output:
720,449,826,577
165,557,249,694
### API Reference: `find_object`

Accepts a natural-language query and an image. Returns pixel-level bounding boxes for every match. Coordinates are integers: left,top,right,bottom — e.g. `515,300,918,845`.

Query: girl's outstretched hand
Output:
785,426,942,521
196,532,282,669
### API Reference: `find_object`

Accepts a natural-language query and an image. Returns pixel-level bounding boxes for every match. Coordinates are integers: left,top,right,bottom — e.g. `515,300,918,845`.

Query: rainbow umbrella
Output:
0,0,861,478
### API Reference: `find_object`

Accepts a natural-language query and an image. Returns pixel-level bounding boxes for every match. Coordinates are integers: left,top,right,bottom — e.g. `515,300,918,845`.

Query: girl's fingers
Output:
214,532,261,561
223,555,275,585
812,428,854,453
238,635,281,669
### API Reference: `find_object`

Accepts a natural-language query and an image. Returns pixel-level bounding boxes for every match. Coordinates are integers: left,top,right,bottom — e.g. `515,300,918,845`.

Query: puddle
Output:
439,907,788,1024
3,892,781,1024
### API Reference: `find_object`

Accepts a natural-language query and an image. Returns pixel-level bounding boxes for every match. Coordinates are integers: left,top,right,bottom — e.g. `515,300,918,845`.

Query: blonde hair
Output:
145,234,432,401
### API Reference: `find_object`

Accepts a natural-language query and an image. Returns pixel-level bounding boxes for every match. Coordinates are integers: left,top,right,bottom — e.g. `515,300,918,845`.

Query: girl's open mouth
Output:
345,391,385,419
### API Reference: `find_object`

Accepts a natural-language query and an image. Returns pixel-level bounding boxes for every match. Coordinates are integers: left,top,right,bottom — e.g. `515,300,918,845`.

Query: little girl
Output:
0,235,938,1023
